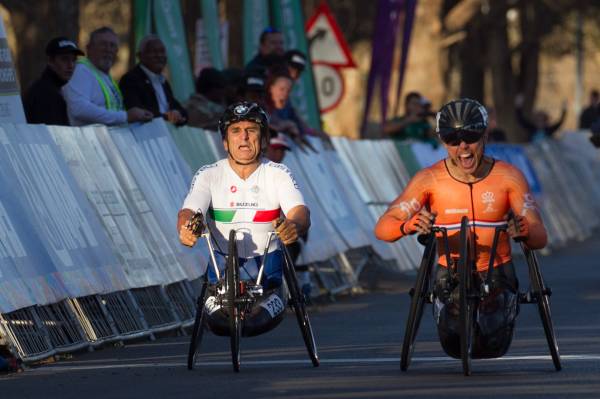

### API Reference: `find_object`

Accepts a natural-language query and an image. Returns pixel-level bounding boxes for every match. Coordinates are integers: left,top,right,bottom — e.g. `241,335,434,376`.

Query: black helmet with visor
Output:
436,98,488,146
219,101,270,151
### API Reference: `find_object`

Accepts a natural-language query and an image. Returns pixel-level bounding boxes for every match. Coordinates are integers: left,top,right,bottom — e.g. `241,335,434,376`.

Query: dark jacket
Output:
119,64,187,125
23,67,70,125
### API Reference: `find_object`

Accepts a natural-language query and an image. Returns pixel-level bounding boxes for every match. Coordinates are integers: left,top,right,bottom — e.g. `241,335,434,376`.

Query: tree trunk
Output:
486,2,526,142
223,0,243,69
3,1,79,93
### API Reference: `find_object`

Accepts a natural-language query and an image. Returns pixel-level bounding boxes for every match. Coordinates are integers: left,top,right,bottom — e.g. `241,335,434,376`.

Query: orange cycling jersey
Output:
375,159,547,271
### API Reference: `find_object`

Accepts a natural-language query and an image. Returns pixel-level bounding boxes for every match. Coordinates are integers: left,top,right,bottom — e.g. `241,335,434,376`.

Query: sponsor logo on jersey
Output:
230,185,237,193
481,191,496,213
445,208,468,214
268,162,300,189
235,202,258,207
391,198,421,218
251,185,260,193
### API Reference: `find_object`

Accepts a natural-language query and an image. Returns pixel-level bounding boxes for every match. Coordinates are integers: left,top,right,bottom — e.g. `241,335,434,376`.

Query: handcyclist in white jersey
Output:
177,101,311,336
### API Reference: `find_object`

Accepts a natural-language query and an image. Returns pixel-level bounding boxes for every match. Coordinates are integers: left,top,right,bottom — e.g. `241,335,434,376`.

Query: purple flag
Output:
361,0,418,136
395,0,418,115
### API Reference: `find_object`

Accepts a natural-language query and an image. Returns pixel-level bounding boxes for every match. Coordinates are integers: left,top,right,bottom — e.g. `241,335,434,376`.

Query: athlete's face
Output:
224,121,262,165
444,134,486,176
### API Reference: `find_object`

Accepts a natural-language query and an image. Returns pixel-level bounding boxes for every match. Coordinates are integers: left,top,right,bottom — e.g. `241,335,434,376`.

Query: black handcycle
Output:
400,215,561,375
186,214,319,372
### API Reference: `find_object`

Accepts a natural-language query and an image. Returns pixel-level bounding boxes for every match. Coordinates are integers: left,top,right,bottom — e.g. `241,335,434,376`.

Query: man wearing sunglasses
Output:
375,98,548,359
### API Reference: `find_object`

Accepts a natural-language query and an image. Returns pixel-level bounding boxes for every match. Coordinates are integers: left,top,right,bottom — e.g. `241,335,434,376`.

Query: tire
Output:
282,245,319,367
525,247,562,371
187,280,209,370
400,233,436,371
227,229,242,372
458,216,474,376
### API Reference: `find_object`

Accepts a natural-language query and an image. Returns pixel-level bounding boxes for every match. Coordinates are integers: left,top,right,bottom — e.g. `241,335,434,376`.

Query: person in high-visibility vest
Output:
63,26,153,126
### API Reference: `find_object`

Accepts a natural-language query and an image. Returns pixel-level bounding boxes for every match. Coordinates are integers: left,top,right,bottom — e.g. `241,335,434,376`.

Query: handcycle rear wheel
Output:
187,277,209,370
282,245,319,367
458,216,474,376
400,233,436,371
524,247,562,371
227,229,242,372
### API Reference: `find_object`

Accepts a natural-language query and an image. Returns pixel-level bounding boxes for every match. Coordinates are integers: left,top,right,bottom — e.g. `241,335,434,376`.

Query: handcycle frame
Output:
186,217,319,372
400,214,561,375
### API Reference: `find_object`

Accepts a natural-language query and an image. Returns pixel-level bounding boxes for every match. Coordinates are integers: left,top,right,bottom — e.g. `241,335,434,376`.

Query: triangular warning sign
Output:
305,2,356,68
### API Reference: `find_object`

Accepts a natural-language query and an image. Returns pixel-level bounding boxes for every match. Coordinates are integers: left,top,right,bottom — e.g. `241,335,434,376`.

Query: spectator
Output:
185,67,226,130
383,91,436,145
579,89,599,130
23,37,83,125
515,94,566,142
239,71,267,107
265,68,303,140
266,132,291,163
485,106,507,142
222,68,244,106
119,35,187,126
245,27,285,75
284,49,307,81
63,26,152,126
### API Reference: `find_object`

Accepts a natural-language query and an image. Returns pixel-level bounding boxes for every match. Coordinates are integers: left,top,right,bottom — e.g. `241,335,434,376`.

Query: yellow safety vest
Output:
77,58,124,111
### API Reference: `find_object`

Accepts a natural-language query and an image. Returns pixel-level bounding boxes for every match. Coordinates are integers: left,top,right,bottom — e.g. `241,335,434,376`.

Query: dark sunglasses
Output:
439,130,483,146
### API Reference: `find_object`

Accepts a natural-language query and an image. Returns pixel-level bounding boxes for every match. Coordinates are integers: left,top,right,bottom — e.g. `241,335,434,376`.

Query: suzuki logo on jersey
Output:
481,191,496,213
230,185,237,193
235,202,258,207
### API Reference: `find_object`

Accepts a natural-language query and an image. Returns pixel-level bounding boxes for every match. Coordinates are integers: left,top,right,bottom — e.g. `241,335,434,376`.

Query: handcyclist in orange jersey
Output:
375,98,548,358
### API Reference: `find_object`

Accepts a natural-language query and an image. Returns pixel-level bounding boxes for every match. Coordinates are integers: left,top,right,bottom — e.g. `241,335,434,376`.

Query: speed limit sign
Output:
313,62,345,113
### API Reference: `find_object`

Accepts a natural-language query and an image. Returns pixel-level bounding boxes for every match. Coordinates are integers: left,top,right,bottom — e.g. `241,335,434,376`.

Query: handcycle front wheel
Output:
400,233,436,372
458,216,474,376
524,246,562,371
227,229,242,372
282,245,319,367
187,278,209,370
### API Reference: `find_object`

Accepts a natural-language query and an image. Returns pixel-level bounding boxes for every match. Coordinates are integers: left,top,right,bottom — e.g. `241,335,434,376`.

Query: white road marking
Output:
35,354,600,372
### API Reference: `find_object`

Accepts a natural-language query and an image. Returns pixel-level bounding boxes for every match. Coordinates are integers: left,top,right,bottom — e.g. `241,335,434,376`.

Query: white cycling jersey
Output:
182,158,305,259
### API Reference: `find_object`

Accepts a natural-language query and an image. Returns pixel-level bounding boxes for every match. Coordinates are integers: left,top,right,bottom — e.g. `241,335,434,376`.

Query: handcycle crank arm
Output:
256,231,277,286
203,231,221,281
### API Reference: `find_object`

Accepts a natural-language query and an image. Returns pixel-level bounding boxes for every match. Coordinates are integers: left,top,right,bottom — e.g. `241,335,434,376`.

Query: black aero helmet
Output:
219,101,270,148
436,98,488,137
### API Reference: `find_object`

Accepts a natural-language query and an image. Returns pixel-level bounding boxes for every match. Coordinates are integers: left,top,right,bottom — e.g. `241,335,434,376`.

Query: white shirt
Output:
182,158,306,259
140,64,168,114
63,63,127,126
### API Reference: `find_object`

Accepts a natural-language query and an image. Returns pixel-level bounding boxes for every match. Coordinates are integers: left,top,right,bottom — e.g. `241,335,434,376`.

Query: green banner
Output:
243,0,270,65
201,0,223,70
133,0,152,52
270,0,321,129
153,0,195,103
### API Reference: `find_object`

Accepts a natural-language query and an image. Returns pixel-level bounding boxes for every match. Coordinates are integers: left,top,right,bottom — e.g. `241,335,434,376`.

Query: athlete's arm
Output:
178,166,213,247
507,168,547,249
275,205,310,245
374,170,431,242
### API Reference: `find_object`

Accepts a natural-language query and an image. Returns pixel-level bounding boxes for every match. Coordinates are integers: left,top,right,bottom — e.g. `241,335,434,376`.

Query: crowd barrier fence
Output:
0,121,597,363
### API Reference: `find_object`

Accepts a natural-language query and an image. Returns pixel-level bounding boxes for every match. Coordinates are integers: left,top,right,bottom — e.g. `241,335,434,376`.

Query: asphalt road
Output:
2,235,600,399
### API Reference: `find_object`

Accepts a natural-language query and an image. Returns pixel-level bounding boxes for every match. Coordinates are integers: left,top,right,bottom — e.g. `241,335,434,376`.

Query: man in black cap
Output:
23,37,84,125
284,49,307,81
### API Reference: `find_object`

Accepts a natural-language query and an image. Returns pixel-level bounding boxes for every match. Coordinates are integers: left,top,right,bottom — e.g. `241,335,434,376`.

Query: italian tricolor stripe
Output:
253,209,281,222
210,209,236,222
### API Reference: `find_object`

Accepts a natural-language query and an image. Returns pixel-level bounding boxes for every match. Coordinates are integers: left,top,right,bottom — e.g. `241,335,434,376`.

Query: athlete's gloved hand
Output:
401,209,436,236
505,212,529,241
273,218,298,245
178,209,203,247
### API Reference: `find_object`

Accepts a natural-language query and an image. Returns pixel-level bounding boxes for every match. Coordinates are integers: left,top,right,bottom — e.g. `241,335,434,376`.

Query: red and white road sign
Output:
305,2,356,68
312,63,345,113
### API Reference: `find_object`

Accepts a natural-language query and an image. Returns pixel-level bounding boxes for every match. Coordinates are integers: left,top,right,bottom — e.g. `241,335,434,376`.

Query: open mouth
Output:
459,153,475,169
